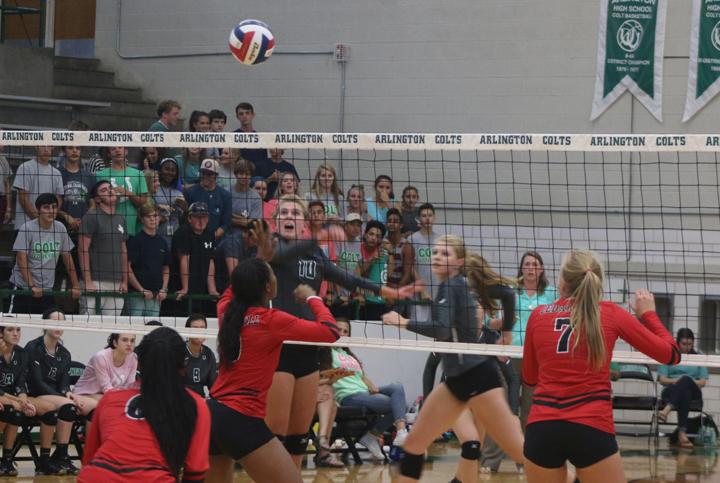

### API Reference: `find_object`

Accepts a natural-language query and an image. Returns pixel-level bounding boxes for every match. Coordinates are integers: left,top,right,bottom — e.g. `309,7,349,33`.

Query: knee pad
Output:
57,404,76,423
449,478,462,483
40,411,58,426
400,451,425,479
283,433,309,455
86,409,95,422
460,440,481,460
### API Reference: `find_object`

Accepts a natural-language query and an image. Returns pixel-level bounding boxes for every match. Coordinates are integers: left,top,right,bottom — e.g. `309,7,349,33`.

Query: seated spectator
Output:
140,146,160,171
366,175,394,223
346,184,368,222
315,348,346,468
27,309,96,475
230,159,263,233
7,193,80,314
251,177,275,227
399,185,420,236
0,140,11,225
208,109,227,132
175,147,206,189
254,148,299,200
127,204,171,317
384,208,414,290
0,325,54,477
154,158,187,248
13,146,63,232
183,314,217,397
331,319,408,460
184,159,231,240
73,333,138,414
308,200,337,302
331,213,364,319
78,181,128,316
95,146,149,236
355,220,389,321
189,110,210,133
217,148,240,190
168,202,219,316
305,164,345,222
658,328,709,449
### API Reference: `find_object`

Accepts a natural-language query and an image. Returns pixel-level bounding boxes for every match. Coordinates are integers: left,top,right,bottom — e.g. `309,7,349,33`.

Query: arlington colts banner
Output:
591,0,667,121
683,0,720,121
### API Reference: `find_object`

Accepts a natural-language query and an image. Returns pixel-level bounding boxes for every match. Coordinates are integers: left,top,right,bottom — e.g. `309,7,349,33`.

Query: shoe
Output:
53,456,79,475
359,433,385,462
394,428,408,447
0,458,17,477
314,449,345,468
35,458,67,476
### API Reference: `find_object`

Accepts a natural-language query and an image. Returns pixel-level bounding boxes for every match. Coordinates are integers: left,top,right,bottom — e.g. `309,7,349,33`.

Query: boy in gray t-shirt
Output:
13,147,64,229
409,203,440,321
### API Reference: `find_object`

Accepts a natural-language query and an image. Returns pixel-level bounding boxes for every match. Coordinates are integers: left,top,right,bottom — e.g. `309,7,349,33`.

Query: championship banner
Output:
590,0,667,122
683,0,720,122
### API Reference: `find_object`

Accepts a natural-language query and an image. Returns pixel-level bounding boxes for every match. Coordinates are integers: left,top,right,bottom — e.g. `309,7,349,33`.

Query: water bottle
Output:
702,422,715,447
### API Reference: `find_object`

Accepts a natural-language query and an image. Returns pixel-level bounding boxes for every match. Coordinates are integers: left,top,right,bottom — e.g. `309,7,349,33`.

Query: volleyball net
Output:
0,130,719,367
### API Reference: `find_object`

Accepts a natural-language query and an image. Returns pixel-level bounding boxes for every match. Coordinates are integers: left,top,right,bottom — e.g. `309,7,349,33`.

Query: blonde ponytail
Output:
437,235,514,315
560,250,605,369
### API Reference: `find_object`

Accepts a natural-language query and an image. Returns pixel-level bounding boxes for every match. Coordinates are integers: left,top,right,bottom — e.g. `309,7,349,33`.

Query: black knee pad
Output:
86,409,95,422
283,433,309,455
449,478,462,483
400,451,425,479
460,440,481,460
57,404,76,423
40,411,58,426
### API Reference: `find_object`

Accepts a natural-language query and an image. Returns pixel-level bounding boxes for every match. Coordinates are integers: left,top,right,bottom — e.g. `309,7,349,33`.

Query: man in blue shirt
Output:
184,159,231,240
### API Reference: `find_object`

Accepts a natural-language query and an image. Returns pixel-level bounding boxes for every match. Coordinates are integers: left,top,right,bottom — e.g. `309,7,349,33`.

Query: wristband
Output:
306,295,323,303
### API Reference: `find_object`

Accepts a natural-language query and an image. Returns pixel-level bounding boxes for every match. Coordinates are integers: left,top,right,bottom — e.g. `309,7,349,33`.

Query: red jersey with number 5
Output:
522,298,680,434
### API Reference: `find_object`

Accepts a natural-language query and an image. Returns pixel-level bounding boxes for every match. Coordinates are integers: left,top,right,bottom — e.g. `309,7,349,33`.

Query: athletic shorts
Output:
276,345,319,378
208,399,274,460
444,360,504,402
524,420,618,468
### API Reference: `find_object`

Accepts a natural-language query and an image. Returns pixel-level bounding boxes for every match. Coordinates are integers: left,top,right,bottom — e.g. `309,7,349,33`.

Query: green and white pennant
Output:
683,0,720,122
591,0,667,122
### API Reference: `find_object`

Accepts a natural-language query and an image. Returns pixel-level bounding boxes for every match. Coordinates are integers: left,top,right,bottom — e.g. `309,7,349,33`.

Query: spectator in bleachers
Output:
366,175,393,223
27,309,97,475
58,146,94,234
657,328,709,449
95,146,149,237
409,202,440,321
254,148,299,200
140,146,160,171
346,184,368,222
331,319,409,460
217,219,258,276
355,220,389,321
0,140,11,225
7,193,80,314
73,333,138,417
189,111,211,132
253,178,277,228
306,164,345,222
175,146,206,189
78,180,128,316
217,147,239,190
184,158,231,240
209,109,227,132
0,325,55,477
384,208,415,295
399,185,420,236
149,100,182,132
230,159,263,233
13,146,63,232
315,348,346,468
127,204,171,317
86,147,111,175
154,157,187,248
331,212,364,319
233,102,268,166
169,202,219,316
183,314,217,397
309,200,337,302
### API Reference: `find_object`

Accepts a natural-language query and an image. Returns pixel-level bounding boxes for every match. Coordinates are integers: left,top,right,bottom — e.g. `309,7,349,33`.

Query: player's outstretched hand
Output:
629,289,656,318
250,219,275,261
294,284,317,303
382,311,409,328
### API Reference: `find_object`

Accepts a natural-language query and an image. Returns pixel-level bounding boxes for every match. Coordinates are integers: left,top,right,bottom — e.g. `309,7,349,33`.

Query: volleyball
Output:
229,19,275,65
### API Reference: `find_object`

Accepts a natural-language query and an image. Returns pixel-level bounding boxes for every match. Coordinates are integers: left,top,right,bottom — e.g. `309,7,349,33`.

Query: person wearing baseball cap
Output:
184,158,231,239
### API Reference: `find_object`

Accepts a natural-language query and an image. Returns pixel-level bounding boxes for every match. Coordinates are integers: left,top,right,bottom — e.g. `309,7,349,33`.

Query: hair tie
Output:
585,268,593,274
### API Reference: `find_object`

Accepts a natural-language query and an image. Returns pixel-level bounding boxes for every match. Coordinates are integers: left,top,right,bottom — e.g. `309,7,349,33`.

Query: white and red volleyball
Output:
229,19,275,65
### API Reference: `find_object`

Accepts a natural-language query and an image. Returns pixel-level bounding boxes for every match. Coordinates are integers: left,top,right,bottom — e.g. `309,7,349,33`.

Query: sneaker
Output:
394,428,409,447
35,458,67,476
53,456,79,475
359,433,385,462
0,458,17,477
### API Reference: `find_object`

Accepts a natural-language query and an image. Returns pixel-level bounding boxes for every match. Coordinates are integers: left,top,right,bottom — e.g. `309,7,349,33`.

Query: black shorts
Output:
444,360,504,402
524,420,618,469
276,345,319,378
208,399,274,460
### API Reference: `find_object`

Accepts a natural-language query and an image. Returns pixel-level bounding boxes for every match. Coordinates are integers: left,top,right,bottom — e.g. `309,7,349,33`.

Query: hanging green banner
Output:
591,0,666,121
683,0,720,121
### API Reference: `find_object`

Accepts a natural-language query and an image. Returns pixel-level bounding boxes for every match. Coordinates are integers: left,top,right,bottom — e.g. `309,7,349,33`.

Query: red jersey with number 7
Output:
522,298,680,435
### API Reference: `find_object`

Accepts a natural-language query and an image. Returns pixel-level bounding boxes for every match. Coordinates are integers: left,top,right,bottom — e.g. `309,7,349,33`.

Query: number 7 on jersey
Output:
554,318,572,353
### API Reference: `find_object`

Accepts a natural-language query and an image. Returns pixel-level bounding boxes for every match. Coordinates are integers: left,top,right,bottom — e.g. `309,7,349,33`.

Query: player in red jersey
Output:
78,327,210,483
206,257,340,483
522,250,681,483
